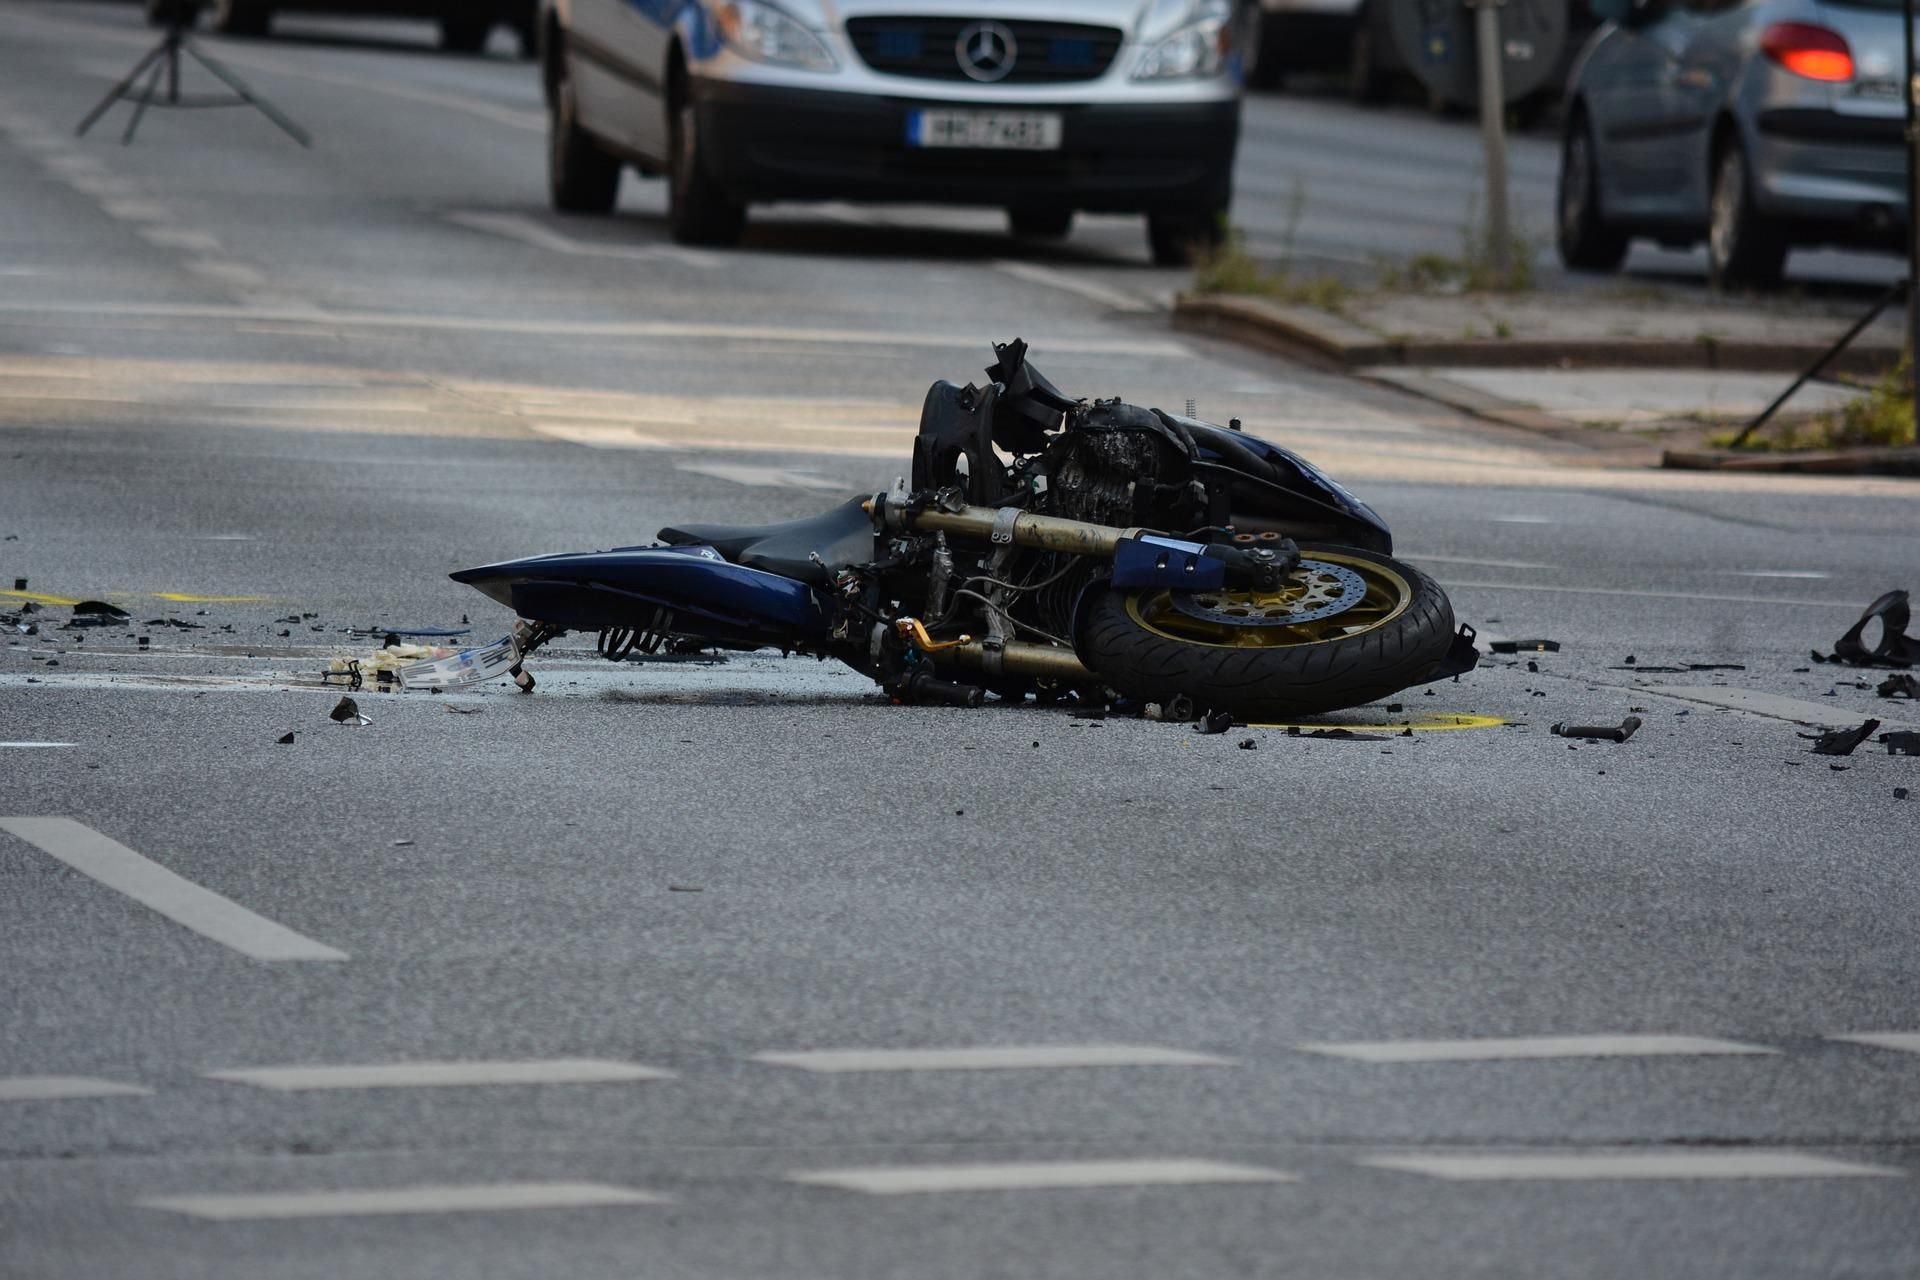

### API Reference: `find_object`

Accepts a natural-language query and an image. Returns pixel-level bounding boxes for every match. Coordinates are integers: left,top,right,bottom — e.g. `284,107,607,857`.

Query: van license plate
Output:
907,110,1063,150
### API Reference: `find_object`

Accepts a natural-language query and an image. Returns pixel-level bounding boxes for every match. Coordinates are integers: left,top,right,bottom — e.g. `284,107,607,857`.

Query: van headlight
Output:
713,0,837,71
1133,0,1234,81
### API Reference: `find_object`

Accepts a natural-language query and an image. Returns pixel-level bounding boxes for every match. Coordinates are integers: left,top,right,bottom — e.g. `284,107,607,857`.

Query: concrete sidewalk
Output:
1174,286,1914,472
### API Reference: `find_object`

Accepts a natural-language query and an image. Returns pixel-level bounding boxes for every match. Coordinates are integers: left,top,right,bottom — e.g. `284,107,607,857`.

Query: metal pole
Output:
1471,0,1511,282
1905,0,1918,415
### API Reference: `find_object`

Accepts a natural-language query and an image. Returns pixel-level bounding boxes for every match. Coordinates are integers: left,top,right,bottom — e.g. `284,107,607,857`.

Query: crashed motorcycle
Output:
437,340,1476,719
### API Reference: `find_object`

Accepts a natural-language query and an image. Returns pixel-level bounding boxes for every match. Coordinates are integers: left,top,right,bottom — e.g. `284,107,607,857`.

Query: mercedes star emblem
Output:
955,20,1017,82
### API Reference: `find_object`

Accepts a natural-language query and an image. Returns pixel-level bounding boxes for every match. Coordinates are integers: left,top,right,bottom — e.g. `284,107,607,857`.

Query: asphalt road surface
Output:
2,5,1918,1278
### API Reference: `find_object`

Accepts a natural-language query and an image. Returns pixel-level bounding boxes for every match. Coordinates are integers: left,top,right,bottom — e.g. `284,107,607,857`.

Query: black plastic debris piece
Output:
1826,590,1920,668
1526,660,1538,673
1194,710,1234,735
276,732,295,745
1165,694,1196,723
1879,674,1920,700
349,626,471,640
1287,726,1391,741
1551,716,1643,743
1880,731,1920,757
1688,664,1746,672
1386,703,1404,713
1491,639,1560,654
143,617,203,629
1897,787,1911,800
1237,738,1257,750
1799,719,1881,756
1830,764,1851,772
11,577,24,590
1624,655,1636,665
65,600,131,628
1610,664,1684,672
328,695,370,726
137,636,148,649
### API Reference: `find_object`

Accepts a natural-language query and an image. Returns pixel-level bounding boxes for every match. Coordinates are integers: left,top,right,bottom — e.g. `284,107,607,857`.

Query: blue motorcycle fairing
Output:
1174,416,1394,552
449,545,834,640
1111,535,1227,591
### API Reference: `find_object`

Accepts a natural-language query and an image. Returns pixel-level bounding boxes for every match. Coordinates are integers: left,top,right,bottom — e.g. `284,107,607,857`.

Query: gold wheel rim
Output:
1125,551,1413,649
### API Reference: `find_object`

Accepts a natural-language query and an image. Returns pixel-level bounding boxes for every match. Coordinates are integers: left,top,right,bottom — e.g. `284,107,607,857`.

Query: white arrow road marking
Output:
0,817,347,962
1363,1152,1901,1181
138,1183,671,1220
0,1077,151,1101
1297,1035,1780,1063
789,1159,1296,1194
206,1060,674,1091
754,1044,1234,1073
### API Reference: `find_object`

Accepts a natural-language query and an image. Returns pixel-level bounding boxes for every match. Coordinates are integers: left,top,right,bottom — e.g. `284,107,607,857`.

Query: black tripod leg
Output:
182,42,312,147
75,39,168,137
121,54,170,145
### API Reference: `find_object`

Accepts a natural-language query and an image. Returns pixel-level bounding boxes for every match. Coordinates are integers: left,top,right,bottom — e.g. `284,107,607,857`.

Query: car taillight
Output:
1760,22,1855,82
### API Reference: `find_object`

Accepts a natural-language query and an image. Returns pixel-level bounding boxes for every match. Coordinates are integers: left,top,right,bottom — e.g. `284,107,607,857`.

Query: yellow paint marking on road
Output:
1248,714,1507,732
0,589,80,607
150,593,268,604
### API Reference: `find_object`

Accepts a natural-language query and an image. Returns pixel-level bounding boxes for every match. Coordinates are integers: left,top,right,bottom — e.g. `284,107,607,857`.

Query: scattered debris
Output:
143,617,203,629
1610,664,1684,672
1491,639,1560,654
1830,764,1851,772
64,600,130,629
444,704,483,715
1820,590,1920,668
1551,716,1643,744
328,696,370,726
668,885,703,893
1880,731,1920,757
275,732,295,745
1194,710,1234,735
1287,727,1391,741
392,839,414,847
1879,674,1920,699
11,577,24,590
1688,664,1746,672
1897,788,1911,800
1237,738,1257,750
1799,720,1881,756
1386,703,1404,713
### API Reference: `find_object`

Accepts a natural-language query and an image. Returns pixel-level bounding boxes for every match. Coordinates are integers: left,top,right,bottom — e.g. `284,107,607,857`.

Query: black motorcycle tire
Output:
1075,545,1458,719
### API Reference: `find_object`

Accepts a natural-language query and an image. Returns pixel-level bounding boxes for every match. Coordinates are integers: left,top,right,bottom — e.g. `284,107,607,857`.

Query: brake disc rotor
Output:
1168,558,1369,627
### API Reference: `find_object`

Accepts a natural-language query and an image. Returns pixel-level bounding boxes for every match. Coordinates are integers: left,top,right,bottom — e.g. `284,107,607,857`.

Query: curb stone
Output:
1661,446,1920,475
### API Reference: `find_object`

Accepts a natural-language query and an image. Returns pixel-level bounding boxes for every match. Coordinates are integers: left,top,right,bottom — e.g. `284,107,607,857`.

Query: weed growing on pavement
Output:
1191,231,1352,313
1715,358,1916,451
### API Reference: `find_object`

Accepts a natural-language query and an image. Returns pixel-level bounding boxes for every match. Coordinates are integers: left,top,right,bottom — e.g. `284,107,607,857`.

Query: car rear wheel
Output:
1147,209,1225,267
668,99,747,247
440,14,493,53
548,59,620,215
1557,113,1629,272
210,0,271,37
1008,207,1074,240
1708,140,1787,291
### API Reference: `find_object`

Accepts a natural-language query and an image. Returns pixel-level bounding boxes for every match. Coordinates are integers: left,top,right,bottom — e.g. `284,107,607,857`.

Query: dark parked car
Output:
1558,0,1909,287
146,0,536,56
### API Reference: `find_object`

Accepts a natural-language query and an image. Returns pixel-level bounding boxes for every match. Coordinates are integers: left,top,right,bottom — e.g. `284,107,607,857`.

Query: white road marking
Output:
1440,579,1863,610
676,463,846,492
1400,553,1558,571
1645,687,1916,732
0,817,348,962
527,423,672,450
206,1059,675,1091
40,154,107,176
0,1076,151,1101
185,260,267,288
1830,1033,1920,1055
1728,570,1830,580
0,742,76,749
0,300,1193,357
789,1159,1296,1194
1491,515,1556,524
64,175,138,198
755,1044,1235,1073
99,200,172,223
445,211,720,269
139,228,223,253
137,1182,670,1220
991,260,1156,313
1297,1035,1779,1063
1362,1151,1901,1181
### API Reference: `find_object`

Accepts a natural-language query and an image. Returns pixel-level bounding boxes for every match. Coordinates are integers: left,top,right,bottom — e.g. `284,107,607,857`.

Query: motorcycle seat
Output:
657,496,875,587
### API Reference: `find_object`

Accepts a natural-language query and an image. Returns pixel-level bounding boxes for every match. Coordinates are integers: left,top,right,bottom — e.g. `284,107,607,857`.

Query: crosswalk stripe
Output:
1362,1152,1902,1181
0,817,347,962
205,1060,675,1091
1829,1033,1920,1054
1297,1035,1779,1063
137,1182,671,1220
788,1159,1296,1195
0,1076,151,1101
753,1044,1234,1073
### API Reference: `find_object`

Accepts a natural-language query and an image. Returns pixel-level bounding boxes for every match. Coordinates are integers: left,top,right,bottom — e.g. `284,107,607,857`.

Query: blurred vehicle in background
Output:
540,0,1242,264
145,0,536,56
1558,0,1910,287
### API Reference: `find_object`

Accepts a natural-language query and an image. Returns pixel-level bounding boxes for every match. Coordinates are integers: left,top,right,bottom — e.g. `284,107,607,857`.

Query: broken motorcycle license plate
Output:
397,634,519,690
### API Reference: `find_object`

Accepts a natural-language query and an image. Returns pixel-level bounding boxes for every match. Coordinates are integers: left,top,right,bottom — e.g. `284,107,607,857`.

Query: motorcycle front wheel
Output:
1075,544,1459,720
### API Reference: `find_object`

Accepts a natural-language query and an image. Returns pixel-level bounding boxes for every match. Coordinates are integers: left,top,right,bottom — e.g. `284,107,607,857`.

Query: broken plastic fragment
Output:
328,696,370,726
1829,590,1920,668
397,635,520,690
1491,639,1560,654
1194,710,1234,735
1879,674,1919,699
1880,731,1920,757
1798,719,1880,756
1551,716,1642,743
